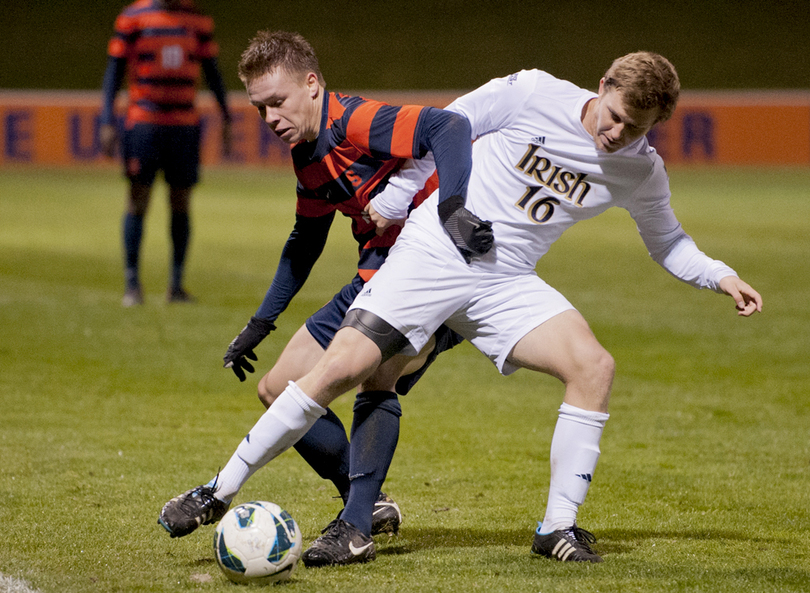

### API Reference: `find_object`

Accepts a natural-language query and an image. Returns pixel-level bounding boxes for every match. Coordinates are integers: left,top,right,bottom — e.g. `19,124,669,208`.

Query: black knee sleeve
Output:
341,309,410,364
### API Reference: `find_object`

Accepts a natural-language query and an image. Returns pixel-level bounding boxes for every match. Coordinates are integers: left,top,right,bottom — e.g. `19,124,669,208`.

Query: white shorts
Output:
348,228,575,375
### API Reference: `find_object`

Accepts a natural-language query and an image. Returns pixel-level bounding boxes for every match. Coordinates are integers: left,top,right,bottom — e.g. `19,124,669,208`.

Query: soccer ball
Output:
213,501,302,584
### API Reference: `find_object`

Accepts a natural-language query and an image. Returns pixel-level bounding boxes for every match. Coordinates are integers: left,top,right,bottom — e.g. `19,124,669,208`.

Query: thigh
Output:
258,324,325,403
507,309,603,380
162,125,200,188
122,124,160,185
452,272,575,375
360,334,436,393
507,309,614,411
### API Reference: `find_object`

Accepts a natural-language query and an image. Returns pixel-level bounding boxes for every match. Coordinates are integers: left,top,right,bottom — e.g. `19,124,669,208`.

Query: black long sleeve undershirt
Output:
254,212,335,321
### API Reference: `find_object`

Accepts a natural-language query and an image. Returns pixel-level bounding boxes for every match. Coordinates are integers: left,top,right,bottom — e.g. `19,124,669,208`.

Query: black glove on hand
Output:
438,195,494,263
223,316,276,381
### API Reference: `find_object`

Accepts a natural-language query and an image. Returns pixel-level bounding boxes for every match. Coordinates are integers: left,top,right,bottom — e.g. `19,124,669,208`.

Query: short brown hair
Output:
237,30,325,86
603,52,680,123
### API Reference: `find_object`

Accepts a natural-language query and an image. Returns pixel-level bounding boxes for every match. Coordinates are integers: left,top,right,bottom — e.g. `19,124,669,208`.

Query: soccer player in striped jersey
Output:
100,0,231,306
158,31,492,565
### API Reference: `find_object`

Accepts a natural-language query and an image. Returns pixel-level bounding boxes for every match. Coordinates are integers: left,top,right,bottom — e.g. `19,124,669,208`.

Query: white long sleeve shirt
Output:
372,69,736,291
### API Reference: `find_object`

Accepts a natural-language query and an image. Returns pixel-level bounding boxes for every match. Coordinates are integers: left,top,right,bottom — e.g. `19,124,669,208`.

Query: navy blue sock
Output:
170,211,190,290
122,212,144,289
341,391,401,535
293,407,351,501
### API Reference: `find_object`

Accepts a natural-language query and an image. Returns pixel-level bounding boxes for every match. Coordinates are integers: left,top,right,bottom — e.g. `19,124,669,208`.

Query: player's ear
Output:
306,72,320,98
597,77,606,95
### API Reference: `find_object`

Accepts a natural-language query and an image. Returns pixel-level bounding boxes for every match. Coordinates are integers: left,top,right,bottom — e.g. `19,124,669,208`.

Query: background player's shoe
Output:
302,519,376,567
122,286,143,307
531,522,603,562
167,287,195,303
158,484,229,538
371,492,402,535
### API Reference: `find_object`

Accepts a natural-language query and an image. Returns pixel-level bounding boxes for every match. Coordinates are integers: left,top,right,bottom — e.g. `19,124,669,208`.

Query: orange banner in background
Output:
647,92,810,165
1,90,808,167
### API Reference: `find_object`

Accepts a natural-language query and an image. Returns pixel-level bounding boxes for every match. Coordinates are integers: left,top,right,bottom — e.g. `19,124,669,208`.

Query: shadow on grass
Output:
377,525,795,557
596,527,791,556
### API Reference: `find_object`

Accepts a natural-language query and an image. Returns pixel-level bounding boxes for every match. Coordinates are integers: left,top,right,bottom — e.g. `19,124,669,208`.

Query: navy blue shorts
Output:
305,274,366,350
122,123,200,187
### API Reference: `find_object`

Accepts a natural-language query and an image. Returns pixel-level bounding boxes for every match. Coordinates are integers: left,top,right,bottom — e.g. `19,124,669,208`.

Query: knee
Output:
592,347,615,385
569,341,614,391
584,345,615,393
257,375,280,409
579,345,615,408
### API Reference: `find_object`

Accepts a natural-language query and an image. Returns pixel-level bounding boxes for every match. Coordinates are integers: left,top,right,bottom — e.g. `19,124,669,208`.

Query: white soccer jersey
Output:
373,69,736,291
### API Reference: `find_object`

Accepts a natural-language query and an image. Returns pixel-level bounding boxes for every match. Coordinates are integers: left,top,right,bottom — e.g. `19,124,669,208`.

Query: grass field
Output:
0,166,808,593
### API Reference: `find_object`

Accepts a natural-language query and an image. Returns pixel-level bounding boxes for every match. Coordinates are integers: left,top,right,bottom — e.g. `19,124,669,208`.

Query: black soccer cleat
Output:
302,519,376,567
158,483,230,538
531,522,603,563
166,287,195,303
371,491,402,536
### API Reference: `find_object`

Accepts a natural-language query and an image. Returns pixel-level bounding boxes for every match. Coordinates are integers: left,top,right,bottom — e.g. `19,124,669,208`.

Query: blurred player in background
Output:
158,31,491,565
166,51,762,565
100,0,232,306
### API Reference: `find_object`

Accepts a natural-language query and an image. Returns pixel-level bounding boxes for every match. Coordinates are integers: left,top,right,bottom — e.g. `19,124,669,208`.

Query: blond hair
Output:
237,30,325,87
603,52,680,123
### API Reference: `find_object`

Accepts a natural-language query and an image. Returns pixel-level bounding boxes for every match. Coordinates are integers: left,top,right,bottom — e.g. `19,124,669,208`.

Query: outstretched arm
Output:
223,212,335,380
718,276,762,317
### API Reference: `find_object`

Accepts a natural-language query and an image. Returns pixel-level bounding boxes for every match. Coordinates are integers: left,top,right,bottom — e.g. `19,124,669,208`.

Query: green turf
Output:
0,166,808,593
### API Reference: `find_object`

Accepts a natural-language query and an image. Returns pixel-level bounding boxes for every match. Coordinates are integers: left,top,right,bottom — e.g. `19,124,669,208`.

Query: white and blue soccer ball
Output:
214,501,302,584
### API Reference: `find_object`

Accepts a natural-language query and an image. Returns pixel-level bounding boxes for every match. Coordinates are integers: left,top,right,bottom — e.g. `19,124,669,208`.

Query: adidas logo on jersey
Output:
531,136,546,145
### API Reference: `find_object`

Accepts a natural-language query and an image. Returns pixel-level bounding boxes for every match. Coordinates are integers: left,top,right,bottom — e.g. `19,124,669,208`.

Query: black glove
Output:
223,316,276,381
437,195,494,264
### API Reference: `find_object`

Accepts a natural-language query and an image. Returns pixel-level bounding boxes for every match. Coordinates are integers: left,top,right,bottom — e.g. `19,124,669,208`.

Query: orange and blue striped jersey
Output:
293,92,439,280
107,0,218,127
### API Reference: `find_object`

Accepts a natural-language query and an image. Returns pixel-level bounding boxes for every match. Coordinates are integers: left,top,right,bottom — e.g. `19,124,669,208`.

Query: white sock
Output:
212,381,326,502
540,402,609,533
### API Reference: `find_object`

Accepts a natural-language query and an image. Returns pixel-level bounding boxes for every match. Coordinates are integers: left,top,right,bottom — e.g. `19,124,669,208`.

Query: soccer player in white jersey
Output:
165,52,762,564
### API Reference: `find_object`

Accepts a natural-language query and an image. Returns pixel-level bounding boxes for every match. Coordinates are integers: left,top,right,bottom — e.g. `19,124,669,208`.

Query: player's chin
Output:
597,139,622,153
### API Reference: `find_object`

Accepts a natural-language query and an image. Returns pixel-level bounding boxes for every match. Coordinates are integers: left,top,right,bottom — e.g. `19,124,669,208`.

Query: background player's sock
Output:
170,211,189,290
123,212,144,288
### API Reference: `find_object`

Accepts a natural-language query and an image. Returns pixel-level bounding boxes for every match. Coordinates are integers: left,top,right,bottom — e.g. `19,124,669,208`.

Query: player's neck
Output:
581,97,597,137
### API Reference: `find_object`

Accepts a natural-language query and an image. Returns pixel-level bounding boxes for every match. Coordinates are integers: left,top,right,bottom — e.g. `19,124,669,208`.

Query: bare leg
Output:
508,310,614,534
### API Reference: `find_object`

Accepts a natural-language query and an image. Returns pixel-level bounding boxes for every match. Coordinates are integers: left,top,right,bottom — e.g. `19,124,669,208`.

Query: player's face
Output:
587,79,659,153
246,69,322,144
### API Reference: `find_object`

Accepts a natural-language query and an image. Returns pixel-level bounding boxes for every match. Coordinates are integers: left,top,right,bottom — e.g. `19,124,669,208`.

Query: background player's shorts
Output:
122,123,200,187
348,236,575,376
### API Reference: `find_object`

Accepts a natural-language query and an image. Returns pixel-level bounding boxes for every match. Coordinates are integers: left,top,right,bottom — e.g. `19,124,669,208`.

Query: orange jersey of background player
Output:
107,0,219,127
